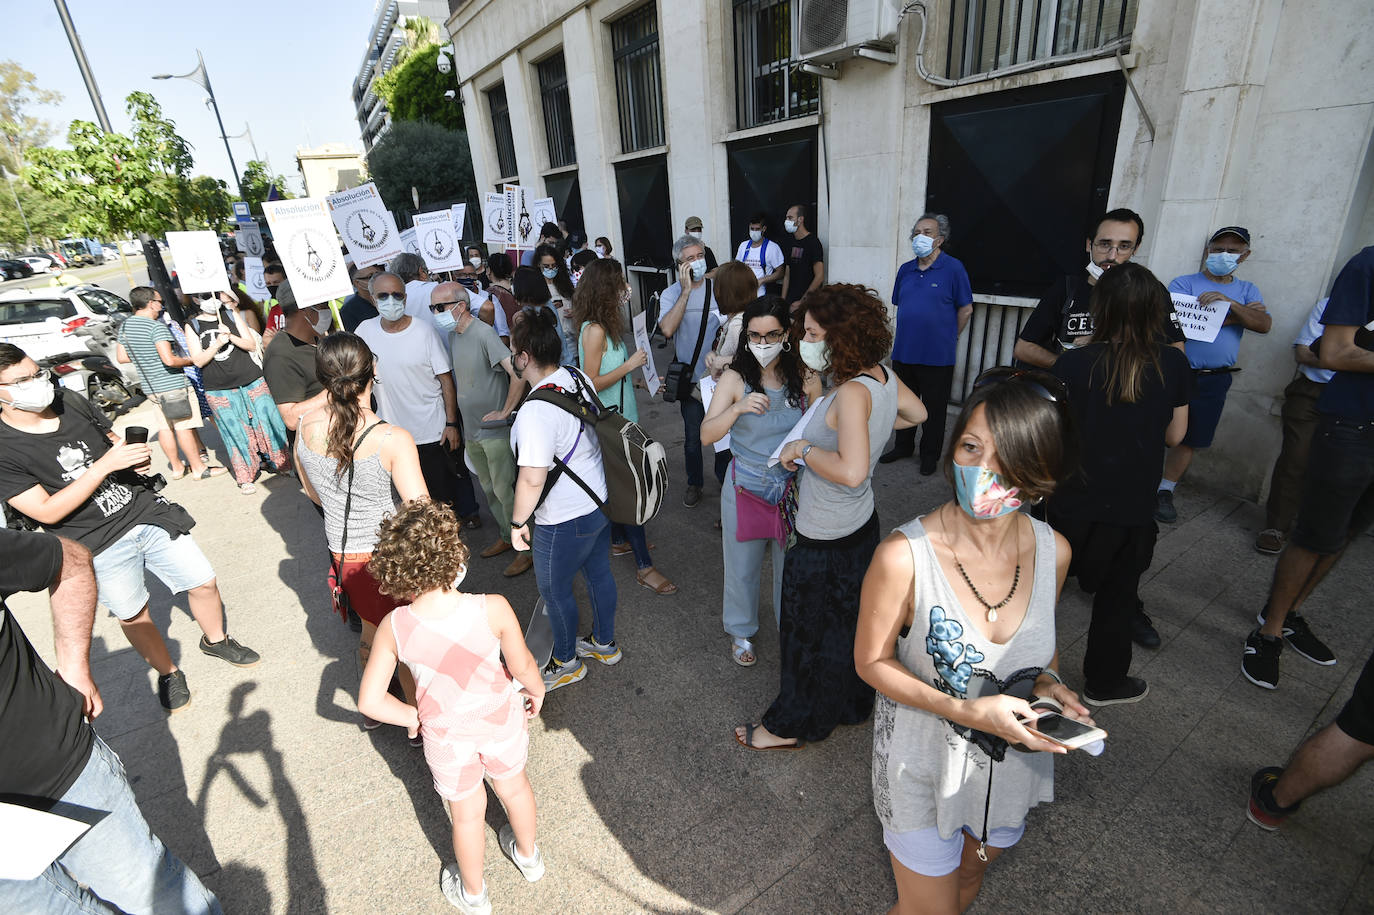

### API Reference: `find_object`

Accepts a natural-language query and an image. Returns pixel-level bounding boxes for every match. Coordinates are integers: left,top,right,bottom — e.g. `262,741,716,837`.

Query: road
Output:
1,254,160,299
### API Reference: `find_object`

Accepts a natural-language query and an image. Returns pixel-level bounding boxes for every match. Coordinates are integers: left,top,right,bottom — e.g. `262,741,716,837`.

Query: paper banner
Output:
505,184,536,249
326,182,402,269
768,397,822,467
233,223,264,258
261,198,351,307
450,204,468,244
699,375,729,452
632,311,661,397
400,226,420,257
243,256,268,302
482,192,507,246
531,197,557,234
413,209,465,272
166,230,231,295
1171,293,1228,344
0,801,94,881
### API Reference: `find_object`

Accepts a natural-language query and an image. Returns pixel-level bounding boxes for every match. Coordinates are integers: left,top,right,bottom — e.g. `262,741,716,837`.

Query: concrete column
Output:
461,80,496,193
560,8,619,249
500,53,541,187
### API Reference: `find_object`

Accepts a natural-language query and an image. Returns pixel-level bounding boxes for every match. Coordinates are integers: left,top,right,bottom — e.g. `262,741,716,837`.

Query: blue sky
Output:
14,0,381,195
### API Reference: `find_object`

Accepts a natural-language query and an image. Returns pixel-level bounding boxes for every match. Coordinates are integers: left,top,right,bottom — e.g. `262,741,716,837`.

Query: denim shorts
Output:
883,823,1026,877
1181,371,1233,448
1291,416,1374,555
92,524,216,620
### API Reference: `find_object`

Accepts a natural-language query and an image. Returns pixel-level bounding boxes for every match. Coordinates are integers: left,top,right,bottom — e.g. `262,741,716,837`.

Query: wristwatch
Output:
800,443,814,460
445,421,459,427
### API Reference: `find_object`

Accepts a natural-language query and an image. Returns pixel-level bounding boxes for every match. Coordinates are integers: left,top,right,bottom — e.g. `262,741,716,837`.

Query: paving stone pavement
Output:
9,396,1374,914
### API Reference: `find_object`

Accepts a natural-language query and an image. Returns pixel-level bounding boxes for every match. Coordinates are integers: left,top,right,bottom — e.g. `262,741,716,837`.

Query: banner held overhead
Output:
262,198,352,307
166,231,231,295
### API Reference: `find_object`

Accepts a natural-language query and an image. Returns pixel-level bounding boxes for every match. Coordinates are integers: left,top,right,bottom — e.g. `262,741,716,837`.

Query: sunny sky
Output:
13,0,383,196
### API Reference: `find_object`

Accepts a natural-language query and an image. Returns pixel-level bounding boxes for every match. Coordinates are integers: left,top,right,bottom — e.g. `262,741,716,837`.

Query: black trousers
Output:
891,361,954,465
416,440,480,518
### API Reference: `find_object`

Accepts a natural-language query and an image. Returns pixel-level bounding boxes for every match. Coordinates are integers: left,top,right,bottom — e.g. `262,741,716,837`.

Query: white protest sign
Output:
1171,293,1228,344
632,311,661,397
531,197,557,234
165,231,231,295
400,226,421,257
482,192,507,246
0,801,93,880
699,375,730,452
233,223,264,258
413,209,465,272
450,203,467,243
261,198,351,307
243,256,268,302
505,184,538,250
326,182,402,268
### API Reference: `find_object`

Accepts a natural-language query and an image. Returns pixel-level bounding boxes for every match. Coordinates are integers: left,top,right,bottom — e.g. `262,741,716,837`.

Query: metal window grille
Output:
951,301,1035,403
611,4,666,153
733,0,820,129
537,52,577,168
944,0,1135,80
487,84,518,179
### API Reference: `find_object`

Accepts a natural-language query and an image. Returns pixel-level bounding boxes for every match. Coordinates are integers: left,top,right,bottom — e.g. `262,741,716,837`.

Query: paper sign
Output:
768,396,823,467
631,311,661,397
699,375,730,452
243,256,268,302
400,226,420,256
1171,293,1228,344
326,182,402,269
413,209,464,272
261,198,352,307
531,197,557,234
234,223,264,258
505,184,537,250
0,801,93,880
482,192,507,245
166,231,231,295
450,204,467,243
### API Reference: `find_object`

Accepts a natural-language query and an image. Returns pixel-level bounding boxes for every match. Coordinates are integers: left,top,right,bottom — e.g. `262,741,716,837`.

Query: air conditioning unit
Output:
798,0,901,65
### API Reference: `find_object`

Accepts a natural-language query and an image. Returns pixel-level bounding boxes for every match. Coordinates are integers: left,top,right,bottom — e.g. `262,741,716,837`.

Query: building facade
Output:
354,0,451,152
445,0,1374,500
296,144,366,198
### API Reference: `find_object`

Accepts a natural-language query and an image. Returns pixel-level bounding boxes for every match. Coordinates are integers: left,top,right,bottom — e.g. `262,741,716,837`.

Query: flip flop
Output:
636,568,677,595
734,722,803,751
731,639,756,667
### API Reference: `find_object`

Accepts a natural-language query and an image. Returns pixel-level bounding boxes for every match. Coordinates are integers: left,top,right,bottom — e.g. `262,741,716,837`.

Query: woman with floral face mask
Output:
854,369,1091,914
734,285,926,748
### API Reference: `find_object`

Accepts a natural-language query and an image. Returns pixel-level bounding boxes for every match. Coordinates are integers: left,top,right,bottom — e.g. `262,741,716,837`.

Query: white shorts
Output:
883,823,1026,877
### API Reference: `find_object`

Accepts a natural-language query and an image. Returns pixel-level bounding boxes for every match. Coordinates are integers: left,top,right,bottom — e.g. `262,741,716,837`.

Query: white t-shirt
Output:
404,279,440,325
356,317,450,445
466,287,509,337
735,238,785,295
511,366,606,525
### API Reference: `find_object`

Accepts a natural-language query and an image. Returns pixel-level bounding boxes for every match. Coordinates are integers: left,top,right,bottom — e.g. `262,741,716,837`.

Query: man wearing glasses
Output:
340,262,381,332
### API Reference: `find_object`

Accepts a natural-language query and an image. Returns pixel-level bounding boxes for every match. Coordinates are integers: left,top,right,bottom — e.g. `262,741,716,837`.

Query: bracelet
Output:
511,519,528,528
1038,668,1063,685
445,421,459,427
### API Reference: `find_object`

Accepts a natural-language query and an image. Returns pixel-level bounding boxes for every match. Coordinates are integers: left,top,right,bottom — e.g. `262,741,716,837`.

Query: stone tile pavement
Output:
9,397,1373,914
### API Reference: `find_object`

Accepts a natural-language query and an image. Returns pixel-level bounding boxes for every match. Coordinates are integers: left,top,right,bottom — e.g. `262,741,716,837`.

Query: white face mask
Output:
198,297,219,314
1,376,55,413
594,245,607,257
784,219,798,234
688,257,707,282
688,230,702,239
450,564,468,590
749,229,763,243
375,294,406,321
798,339,829,372
1085,260,1104,281
468,256,482,269
312,307,334,334
748,340,784,367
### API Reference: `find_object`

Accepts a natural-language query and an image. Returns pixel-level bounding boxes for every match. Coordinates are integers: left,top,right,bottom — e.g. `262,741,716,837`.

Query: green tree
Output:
374,44,464,131
367,120,475,212
0,60,63,174
0,176,82,249
179,176,232,229
239,160,293,216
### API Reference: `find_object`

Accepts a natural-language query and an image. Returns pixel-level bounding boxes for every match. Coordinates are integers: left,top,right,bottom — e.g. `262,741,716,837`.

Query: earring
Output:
783,341,792,352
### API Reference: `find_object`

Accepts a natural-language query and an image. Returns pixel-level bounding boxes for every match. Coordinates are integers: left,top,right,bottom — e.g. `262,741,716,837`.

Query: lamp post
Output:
224,122,262,166
152,51,246,201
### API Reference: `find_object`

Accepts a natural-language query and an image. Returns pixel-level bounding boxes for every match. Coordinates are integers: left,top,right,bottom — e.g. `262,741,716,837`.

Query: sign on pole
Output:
531,197,557,234
413,209,465,273
166,230,231,295
261,198,351,307
400,226,420,256
450,204,468,244
482,192,507,246
1171,293,1229,344
326,182,403,268
232,201,251,220
234,223,264,258
243,256,268,303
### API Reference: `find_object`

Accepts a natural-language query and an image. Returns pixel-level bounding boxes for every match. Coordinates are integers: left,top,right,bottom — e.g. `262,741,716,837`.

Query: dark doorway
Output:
726,126,818,258
544,171,585,237
615,154,673,269
926,72,1125,298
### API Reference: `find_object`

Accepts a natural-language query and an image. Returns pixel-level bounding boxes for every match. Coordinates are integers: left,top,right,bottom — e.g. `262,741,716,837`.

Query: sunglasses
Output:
430,300,463,312
971,367,1065,403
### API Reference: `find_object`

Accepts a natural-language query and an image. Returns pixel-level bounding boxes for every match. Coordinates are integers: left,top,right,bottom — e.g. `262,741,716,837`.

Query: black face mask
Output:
266,284,279,298
457,277,478,289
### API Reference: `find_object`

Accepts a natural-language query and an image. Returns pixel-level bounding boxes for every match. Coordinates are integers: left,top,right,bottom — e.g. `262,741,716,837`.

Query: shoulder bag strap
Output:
685,279,713,374
338,421,383,564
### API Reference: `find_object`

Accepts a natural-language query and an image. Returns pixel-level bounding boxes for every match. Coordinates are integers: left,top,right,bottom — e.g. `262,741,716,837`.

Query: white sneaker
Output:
499,824,545,882
439,864,491,914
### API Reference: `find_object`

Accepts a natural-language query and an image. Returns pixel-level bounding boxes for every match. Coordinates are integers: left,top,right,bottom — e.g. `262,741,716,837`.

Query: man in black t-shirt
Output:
781,203,824,311
0,527,220,912
261,294,330,433
0,344,261,713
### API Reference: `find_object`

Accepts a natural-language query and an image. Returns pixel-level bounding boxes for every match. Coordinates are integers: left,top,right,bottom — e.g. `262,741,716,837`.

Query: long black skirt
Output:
762,511,880,742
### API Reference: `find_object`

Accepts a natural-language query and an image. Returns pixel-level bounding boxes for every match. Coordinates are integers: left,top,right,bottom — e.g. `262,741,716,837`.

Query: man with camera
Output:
0,343,261,713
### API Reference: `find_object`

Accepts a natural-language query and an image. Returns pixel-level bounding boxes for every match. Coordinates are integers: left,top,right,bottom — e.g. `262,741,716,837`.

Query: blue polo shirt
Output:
1317,246,1374,420
891,252,973,366
1168,272,1264,370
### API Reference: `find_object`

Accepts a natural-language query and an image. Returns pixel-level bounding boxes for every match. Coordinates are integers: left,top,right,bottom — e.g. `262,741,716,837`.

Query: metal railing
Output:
612,4,666,153
951,298,1036,403
537,52,577,169
733,0,820,129
944,0,1135,80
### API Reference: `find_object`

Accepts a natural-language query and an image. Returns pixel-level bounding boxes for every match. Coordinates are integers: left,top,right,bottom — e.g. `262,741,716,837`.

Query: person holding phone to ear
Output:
855,369,1093,915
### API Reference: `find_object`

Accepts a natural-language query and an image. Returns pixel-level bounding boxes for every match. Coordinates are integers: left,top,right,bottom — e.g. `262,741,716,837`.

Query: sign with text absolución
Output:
262,198,351,306
326,183,402,269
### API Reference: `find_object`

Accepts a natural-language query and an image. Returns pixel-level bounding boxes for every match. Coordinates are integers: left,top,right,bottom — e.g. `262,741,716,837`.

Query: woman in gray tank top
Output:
734,285,927,749
855,370,1096,912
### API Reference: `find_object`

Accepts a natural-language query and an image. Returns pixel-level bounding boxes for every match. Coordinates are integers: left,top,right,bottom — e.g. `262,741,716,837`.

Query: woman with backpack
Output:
573,258,677,595
508,307,621,694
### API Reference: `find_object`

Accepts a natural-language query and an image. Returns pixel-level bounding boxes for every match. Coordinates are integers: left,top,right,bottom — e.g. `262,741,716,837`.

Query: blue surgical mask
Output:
376,295,406,321
433,308,457,331
798,339,829,373
1205,252,1241,277
541,267,558,280
952,463,1024,520
911,235,935,258
689,258,707,282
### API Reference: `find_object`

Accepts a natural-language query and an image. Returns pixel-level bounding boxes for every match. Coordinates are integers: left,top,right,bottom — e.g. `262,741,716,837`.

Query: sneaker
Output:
878,447,912,465
157,669,191,713
575,635,622,666
1153,489,1177,523
1254,528,1285,555
1257,611,1336,666
361,715,381,731
409,732,424,749
1242,628,1282,689
1083,676,1149,706
199,635,261,667
683,485,702,508
1247,766,1299,831
542,656,587,692
439,864,491,914
919,458,939,477
1131,610,1161,649
499,824,545,882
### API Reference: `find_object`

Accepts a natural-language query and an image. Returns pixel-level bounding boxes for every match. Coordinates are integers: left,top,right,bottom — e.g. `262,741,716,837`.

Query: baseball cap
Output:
685,216,703,231
1208,226,1251,245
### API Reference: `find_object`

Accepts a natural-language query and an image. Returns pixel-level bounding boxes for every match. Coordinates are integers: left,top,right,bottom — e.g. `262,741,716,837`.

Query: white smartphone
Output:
1024,711,1107,750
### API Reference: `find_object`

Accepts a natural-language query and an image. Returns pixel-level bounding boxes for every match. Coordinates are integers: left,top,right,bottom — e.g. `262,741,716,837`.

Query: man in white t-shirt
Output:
357,272,482,526
734,212,785,296
388,251,440,325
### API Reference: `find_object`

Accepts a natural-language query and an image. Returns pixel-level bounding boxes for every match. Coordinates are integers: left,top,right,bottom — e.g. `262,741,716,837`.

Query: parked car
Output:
0,258,35,280
18,255,59,274
118,240,142,256
0,285,141,387
102,244,120,260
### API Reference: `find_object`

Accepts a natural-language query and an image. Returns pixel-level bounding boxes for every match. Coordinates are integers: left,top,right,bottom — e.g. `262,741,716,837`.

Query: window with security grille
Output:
611,4,665,154
537,52,577,168
734,0,820,129
487,83,518,179
944,0,1136,80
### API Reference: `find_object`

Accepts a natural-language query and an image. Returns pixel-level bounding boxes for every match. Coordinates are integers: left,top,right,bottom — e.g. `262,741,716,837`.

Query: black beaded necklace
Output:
940,506,1022,623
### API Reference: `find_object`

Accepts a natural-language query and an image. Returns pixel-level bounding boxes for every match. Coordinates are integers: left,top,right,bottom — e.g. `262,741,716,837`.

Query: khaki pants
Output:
465,434,517,535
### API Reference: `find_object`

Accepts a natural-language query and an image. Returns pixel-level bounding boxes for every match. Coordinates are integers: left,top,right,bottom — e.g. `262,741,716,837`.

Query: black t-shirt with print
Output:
189,310,262,392
783,234,825,306
0,392,194,555
1019,274,1186,356
0,527,95,807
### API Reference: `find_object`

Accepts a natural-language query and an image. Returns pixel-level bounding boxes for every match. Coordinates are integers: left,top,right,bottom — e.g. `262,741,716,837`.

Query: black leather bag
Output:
662,280,711,404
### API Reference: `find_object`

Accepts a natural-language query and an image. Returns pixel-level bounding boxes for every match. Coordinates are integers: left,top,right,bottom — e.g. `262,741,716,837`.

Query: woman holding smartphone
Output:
855,370,1093,915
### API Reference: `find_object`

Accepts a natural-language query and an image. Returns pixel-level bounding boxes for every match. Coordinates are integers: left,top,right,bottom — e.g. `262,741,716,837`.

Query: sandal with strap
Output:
635,567,677,595
732,638,756,667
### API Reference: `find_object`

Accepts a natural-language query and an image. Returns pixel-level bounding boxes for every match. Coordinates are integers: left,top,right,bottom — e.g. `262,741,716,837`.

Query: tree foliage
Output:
367,120,475,211
0,60,63,175
179,176,232,229
0,176,82,250
239,160,294,216
374,44,464,131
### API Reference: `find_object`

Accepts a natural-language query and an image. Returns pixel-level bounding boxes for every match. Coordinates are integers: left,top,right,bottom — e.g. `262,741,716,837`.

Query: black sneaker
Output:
1257,611,1335,666
919,458,939,476
878,447,912,465
1242,628,1282,689
1153,490,1177,523
1083,676,1149,706
199,635,261,667
683,485,702,508
1131,610,1161,649
1247,766,1300,830
158,669,191,713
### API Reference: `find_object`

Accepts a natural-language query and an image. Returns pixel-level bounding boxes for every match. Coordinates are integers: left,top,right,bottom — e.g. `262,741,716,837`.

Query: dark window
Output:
487,84,518,179
611,4,665,154
725,125,818,256
544,172,584,237
537,52,577,168
733,0,820,129
945,0,1136,80
615,154,672,269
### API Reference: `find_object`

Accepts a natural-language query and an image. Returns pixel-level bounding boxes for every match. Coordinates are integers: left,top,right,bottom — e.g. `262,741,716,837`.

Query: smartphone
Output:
1025,712,1107,750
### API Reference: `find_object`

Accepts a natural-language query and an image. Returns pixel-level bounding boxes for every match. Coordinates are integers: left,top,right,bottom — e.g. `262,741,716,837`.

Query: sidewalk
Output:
10,395,1373,914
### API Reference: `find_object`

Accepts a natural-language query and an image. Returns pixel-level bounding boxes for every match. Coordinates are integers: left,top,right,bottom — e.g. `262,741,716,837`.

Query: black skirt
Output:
762,511,880,742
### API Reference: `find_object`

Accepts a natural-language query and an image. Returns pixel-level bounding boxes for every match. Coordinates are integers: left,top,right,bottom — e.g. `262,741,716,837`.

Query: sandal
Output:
731,638,756,667
168,463,188,481
611,541,655,557
238,483,256,495
192,466,228,480
734,722,803,751
635,567,677,595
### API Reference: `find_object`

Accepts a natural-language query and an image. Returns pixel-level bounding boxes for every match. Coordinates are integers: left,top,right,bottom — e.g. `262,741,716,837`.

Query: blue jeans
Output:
0,737,221,914
533,509,618,662
610,522,653,570
720,473,785,640
680,395,730,488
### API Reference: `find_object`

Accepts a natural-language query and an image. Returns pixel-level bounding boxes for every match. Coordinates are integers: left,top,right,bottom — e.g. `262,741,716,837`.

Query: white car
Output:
102,245,120,260
19,255,60,274
0,285,141,387
118,240,143,256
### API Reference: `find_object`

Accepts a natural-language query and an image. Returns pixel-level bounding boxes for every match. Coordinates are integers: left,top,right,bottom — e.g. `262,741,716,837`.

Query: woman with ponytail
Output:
294,332,429,729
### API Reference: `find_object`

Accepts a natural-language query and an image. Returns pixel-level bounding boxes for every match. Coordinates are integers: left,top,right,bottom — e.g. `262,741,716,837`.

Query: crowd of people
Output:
1,199,1371,914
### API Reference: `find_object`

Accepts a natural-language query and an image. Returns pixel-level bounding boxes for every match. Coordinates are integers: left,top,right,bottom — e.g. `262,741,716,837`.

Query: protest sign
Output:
482,192,507,246
166,230,230,295
531,197,557,233
0,801,93,881
1171,293,1228,344
632,311,661,397
400,226,420,257
699,375,729,452
450,203,468,243
505,184,537,250
243,256,268,302
233,222,264,258
413,209,465,272
262,198,351,307
326,182,402,268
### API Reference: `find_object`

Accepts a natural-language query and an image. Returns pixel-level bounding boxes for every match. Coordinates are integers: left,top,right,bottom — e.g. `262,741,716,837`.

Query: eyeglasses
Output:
972,367,1064,403
746,330,786,344
430,300,463,312
2,367,49,385
1091,240,1135,254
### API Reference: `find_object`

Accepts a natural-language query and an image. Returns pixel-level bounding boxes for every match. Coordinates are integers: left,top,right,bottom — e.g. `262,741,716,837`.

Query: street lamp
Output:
152,50,246,201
